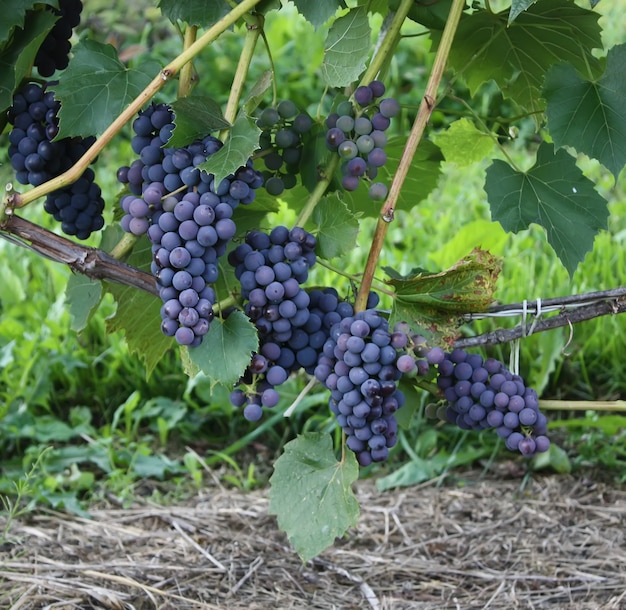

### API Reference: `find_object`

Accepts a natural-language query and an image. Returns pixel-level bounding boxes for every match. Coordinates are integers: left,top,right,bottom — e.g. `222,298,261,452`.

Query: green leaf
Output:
405,0,451,30
184,311,258,388
431,118,495,166
65,274,102,333
132,453,184,478
168,96,231,147
54,39,155,138
199,112,261,186
157,0,230,27
543,44,626,180
269,432,360,561
485,142,609,276
508,0,537,23
105,282,172,378
292,0,343,28
532,442,571,473
439,1,603,117
0,0,57,46
321,7,371,88
341,139,442,218
312,194,360,259
388,249,501,345
243,70,273,116
0,10,57,112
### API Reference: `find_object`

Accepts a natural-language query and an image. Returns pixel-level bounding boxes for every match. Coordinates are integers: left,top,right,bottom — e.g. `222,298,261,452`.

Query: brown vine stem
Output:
354,0,465,312
5,0,262,211
3,215,158,296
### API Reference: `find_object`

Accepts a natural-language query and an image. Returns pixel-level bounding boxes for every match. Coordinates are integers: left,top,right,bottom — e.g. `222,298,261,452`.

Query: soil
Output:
1,469,625,610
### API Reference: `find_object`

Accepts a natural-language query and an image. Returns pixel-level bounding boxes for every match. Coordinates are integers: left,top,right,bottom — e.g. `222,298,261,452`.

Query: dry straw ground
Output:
1,469,625,609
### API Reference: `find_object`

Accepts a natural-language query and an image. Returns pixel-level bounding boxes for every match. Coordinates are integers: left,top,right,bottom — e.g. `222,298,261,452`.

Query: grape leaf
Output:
508,0,537,23
340,139,442,218
0,0,57,46
157,0,230,27
65,275,102,333
243,70,273,116
105,283,172,378
543,44,626,180
485,142,609,277
292,0,343,28
0,10,57,112
405,0,451,30
269,432,360,562
184,311,258,389
388,248,501,314
431,118,495,166
54,40,155,139
387,249,501,346
168,96,231,147
321,7,371,88
312,194,360,259
199,112,261,186
437,1,603,117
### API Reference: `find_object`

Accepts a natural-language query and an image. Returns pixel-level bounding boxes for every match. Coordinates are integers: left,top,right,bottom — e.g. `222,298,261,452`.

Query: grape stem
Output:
294,155,340,227
5,0,263,211
219,17,264,142
354,0,466,313
178,25,198,98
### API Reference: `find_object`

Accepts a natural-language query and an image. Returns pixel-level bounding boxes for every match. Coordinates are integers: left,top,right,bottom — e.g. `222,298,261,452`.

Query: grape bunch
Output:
256,101,313,196
325,80,400,201
425,347,550,457
34,0,83,77
227,226,318,420
314,300,413,467
117,103,264,346
6,81,105,239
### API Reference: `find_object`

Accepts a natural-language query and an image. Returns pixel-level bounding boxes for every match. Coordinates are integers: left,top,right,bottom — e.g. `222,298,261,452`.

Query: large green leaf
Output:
485,142,609,277
157,0,230,27
269,432,360,562
199,112,261,186
167,96,230,147
431,118,495,166
312,194,360,259
0,0,57,46
0,10,57,112
438,1,603,117
54,39,156,138
543,44,626,180
293,0,343,28
321,6,370,88
184,311,258,389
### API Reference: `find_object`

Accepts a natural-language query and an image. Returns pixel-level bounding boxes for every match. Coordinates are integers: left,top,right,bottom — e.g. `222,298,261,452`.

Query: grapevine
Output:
1,0,624,564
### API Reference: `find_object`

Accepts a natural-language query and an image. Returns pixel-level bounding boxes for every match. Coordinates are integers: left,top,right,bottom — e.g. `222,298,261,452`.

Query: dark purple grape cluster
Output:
426,347,550,457
227,226,318,420
256,101,313,196
34,0,83,77
325,80,399,201
7,81,104,239
314,299,414,467
118,103,264,346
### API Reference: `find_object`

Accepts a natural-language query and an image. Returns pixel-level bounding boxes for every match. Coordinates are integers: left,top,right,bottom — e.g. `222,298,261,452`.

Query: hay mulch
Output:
1,469,626,609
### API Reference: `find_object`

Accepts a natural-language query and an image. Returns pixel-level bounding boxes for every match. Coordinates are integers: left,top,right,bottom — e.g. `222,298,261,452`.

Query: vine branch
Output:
354,0,466,312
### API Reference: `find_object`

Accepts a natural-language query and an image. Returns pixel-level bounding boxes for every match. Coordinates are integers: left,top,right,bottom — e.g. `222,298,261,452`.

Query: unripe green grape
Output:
354,116,373,135
336,114,355,133
336,100,354,117
258,107,280,128
338,140,358,159
356,134,375,155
